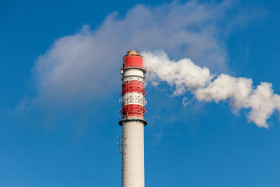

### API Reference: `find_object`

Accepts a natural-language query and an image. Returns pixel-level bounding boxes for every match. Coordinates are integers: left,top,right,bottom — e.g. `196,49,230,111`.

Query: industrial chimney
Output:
119,50,147,187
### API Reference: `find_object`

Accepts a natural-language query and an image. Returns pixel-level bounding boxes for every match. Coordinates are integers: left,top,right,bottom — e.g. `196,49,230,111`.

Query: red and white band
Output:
121,92,145,106
123,69,144,77
122,80,145,95
121,104,145,118
122,76,145,84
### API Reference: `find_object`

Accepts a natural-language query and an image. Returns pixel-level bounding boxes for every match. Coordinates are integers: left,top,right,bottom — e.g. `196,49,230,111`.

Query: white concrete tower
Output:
119,50,147,187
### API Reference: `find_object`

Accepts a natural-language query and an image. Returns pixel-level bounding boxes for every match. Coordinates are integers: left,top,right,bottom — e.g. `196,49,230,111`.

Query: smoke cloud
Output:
31,0,256,107
19,1,266,127
142,51,280,128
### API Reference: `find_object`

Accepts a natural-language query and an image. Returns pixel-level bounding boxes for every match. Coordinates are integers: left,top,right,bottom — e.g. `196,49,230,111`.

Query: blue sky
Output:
1,0,280,186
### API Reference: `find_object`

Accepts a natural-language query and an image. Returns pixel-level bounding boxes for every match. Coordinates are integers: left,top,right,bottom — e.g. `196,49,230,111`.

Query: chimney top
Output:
127,50,139,56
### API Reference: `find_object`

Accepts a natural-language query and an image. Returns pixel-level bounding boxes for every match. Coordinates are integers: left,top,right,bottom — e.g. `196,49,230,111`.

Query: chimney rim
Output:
127,50,139,56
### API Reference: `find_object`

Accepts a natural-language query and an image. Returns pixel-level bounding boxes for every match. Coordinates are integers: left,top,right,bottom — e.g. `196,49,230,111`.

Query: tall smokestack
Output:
119,50,147,187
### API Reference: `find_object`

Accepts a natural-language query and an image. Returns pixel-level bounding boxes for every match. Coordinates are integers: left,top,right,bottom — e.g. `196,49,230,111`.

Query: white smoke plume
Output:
30,0,261,107
142,51,280,128
17,1,265,128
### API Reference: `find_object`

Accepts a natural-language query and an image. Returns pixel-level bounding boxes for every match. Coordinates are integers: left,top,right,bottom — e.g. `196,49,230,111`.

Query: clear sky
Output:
1,0,280,186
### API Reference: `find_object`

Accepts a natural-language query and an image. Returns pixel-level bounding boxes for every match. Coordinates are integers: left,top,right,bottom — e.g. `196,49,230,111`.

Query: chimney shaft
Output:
119,50,147,187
